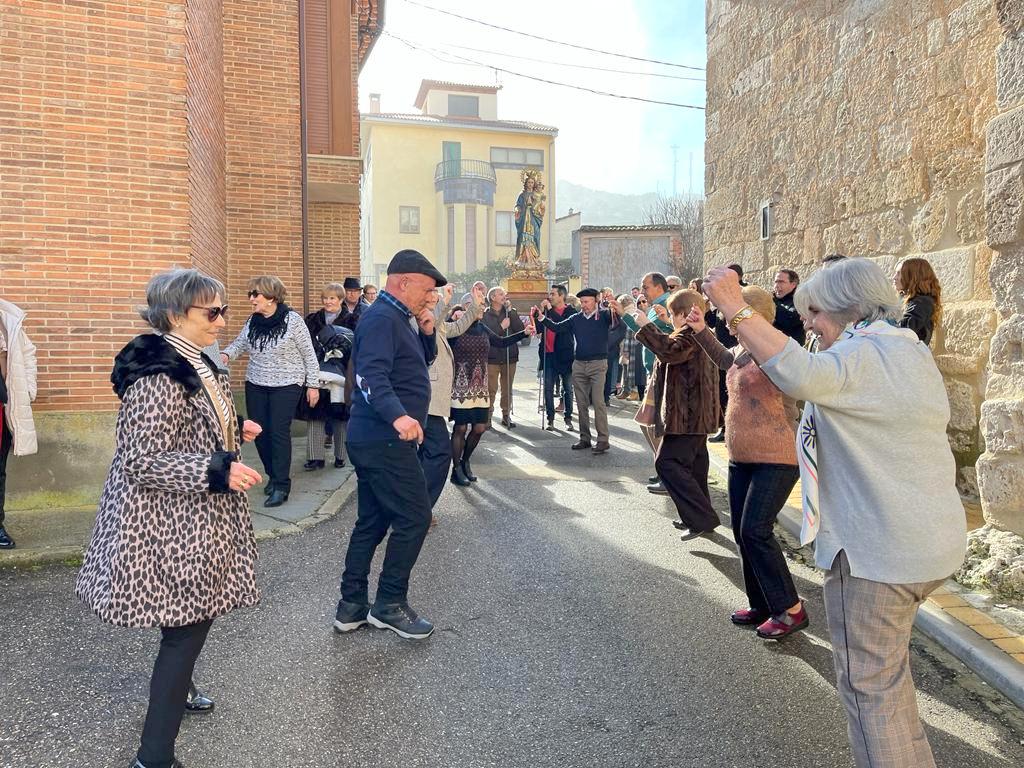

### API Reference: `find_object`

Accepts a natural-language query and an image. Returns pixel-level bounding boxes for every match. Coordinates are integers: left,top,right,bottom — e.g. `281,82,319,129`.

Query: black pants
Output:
655,434,719,532
341,439,432,606
137,619,213,768
0,419,10,525
417,415,451,509
543,364,573,421
245,382,302,493
603,350,621,404
718,370,729,428
728,462,801,614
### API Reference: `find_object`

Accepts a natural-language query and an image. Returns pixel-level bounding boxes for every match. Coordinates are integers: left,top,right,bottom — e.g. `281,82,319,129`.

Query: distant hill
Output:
556,181,666,226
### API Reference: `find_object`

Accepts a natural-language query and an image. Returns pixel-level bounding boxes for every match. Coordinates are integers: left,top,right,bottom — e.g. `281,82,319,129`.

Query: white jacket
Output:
0,299,38,456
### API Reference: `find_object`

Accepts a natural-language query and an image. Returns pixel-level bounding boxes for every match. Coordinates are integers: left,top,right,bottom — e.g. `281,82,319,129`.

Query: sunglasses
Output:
637,299,649,305
247,290,265,299
190,305,229,322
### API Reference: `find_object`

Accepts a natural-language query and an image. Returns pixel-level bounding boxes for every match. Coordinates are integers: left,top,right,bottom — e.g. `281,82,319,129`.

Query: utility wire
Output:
387,33,706,111
396,0,706,72
404,37,705,82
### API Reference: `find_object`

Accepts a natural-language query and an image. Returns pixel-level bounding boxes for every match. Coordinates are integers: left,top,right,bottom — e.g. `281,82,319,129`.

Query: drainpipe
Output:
297,0,310,315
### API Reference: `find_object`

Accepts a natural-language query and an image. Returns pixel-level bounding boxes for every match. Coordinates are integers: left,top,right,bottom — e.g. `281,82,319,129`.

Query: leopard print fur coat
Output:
76,334,260,628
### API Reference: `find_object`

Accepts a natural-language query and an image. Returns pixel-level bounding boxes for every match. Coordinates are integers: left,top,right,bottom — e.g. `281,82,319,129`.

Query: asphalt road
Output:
2,344,1023,767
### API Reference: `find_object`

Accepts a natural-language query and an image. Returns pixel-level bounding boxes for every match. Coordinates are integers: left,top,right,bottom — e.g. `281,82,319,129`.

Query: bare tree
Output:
642,195,704,279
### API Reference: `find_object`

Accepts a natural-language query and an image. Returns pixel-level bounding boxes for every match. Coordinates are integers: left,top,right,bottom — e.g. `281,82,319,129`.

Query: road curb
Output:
706,448,1024,712
0,475,357,568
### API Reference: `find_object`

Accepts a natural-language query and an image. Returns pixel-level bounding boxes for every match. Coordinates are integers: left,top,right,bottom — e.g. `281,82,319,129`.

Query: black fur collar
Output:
111,333,213,400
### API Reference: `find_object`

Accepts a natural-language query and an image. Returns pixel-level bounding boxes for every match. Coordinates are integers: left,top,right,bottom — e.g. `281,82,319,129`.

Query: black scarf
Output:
247,302,291,352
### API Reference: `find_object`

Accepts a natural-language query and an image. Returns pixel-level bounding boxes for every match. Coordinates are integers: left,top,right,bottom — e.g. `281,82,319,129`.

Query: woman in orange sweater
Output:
686,286,808,640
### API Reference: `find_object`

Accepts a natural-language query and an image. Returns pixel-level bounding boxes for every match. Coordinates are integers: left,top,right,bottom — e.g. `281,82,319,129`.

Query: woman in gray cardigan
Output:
702,258,965,768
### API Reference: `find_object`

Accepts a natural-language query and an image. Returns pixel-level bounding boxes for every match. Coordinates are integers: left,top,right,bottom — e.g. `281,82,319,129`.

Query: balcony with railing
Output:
434,159,497,205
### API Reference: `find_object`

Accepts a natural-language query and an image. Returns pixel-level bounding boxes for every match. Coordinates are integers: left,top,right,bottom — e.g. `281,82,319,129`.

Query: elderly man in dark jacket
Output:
481,286,526,428
772,268,806,346
538,284,577,431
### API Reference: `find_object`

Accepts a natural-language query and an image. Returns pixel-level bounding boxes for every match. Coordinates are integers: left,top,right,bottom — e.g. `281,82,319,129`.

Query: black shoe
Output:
708,428,726,443
303,459,325,471
545,419,555,431
185,681,214,714
263,484,273,496
592,441,610,454
333,599,369,632
334,458,346,468
131,759,184,768
672,520,688,530
571,440,592,450
461,459,478,482
451,465,472,487
564,418,575,432
0,526,15,549
648,475,659,484
647,482,669,495
367,602,434,640
680,527,717,542
264,490,288,508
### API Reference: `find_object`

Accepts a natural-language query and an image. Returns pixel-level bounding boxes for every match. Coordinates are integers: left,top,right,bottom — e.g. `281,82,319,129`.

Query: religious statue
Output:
513,169,546,270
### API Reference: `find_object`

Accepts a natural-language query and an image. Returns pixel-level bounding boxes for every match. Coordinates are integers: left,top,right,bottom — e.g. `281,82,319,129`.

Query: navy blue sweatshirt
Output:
540,309,617,361
347,292,438,443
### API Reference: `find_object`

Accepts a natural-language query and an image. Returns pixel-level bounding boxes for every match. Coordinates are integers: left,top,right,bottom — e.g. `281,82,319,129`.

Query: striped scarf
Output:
797,319,919,546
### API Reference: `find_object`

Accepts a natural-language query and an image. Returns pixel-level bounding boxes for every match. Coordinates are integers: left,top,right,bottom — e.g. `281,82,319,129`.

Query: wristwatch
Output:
727,304,756,333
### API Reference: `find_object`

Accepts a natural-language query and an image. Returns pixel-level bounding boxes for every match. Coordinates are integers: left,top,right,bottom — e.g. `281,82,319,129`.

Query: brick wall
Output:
0,1,192,412
185,0,228,283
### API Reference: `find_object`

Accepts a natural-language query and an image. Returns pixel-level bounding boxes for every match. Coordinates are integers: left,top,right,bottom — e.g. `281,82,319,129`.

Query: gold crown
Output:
520,169,543,186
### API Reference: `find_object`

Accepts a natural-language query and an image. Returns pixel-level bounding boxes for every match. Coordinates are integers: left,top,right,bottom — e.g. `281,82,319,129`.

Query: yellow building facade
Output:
360,81,558,286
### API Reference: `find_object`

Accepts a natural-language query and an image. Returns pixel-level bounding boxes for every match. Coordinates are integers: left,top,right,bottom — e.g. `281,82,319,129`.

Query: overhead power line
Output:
414,38,705,82
396,0,706,72
386,33,706,111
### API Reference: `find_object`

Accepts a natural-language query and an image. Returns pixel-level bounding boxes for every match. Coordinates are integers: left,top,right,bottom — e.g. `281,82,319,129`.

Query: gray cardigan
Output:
761,334,966,584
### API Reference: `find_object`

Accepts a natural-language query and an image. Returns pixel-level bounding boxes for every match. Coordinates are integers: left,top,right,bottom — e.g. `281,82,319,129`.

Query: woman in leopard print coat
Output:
76,268,262,768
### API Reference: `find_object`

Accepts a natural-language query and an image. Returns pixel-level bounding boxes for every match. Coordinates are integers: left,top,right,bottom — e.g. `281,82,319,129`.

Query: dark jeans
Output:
655,434,719,532
0,419,10,525
341,439,432,606
728,462,801,615
137,619,214,768
604,350,621,403
245,382,302,493
543,364,573,421
417,415,451,509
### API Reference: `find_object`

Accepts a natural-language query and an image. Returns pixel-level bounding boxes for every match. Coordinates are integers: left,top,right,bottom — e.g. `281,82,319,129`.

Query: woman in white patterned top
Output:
222,275,320,508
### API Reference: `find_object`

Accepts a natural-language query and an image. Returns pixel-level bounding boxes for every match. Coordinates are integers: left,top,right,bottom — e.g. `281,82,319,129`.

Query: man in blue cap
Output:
333,249,444,640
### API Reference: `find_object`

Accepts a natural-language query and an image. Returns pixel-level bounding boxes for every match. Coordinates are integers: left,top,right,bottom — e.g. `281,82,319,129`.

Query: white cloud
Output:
358,0,706,196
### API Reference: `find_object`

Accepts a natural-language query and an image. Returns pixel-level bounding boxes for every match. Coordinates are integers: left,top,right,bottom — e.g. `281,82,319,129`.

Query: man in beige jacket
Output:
417,282,485,510
0,298,39,549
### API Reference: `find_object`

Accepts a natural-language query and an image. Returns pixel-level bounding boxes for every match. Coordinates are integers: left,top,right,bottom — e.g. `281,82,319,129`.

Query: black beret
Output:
343,277,361,290
387,249,447,287
576,288,600,299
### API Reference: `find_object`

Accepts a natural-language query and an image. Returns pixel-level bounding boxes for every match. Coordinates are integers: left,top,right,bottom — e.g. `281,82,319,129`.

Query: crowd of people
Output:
0,247,959,768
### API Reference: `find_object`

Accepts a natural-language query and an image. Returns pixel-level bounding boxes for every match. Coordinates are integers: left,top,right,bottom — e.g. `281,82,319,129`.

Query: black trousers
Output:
341,439,432,605
543,364,573,421
728,462,801,614
245,382,302,493
417,415,451,509
718,370,729,428
0,419,10,525
655,434,719,532
137,619,213,768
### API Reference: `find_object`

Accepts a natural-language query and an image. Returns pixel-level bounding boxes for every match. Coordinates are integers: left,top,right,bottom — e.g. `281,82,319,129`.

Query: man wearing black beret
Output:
333,250,444,640
533,288,620,454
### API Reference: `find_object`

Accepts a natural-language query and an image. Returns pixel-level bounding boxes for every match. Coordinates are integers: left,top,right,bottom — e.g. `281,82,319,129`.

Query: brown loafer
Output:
591,441,610,454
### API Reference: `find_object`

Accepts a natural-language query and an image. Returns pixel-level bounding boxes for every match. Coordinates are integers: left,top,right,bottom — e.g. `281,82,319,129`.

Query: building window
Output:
759,200,771,241
399,206,420,234
496,211,515,246
490,147,544,168
448,94,479,118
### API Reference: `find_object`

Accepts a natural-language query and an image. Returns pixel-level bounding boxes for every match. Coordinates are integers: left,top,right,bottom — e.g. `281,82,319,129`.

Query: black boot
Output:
303,459,325,471
461,459,478,482
264,489,289,507
450,464,472,487
185,680,214,714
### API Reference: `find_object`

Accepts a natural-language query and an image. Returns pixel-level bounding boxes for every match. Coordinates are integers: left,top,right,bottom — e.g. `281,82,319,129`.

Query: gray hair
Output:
140,268,225,333
794,257,901,327
487,286,504,302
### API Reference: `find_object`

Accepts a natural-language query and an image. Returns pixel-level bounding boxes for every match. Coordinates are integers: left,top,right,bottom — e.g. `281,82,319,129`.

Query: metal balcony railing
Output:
434,159,497,184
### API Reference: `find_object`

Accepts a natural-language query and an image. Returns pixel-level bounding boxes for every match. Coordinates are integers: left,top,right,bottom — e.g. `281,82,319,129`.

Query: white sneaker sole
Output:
367,612,434,640
333,618,367,633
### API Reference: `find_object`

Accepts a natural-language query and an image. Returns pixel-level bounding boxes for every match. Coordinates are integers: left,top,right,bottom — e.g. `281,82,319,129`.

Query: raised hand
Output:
471,283,486,305
685,306,706,332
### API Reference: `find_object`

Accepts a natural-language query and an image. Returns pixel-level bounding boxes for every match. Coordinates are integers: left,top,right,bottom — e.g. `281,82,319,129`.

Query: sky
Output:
358,0,707,198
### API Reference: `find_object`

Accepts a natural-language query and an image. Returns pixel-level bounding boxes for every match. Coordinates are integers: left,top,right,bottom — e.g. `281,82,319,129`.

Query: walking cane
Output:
503,302,513,426
537,320,545,427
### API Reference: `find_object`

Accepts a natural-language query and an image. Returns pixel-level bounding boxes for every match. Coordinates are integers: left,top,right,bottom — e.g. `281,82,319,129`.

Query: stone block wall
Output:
704,0,1005,503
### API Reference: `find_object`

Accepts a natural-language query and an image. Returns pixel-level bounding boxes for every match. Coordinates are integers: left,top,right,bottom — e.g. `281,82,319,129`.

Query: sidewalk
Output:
706,440,1024,711
0,437,356,568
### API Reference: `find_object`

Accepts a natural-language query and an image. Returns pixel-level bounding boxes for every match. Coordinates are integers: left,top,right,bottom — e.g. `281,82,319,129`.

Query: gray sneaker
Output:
333,599,369,633
368,602,434,640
